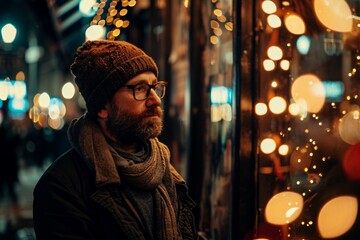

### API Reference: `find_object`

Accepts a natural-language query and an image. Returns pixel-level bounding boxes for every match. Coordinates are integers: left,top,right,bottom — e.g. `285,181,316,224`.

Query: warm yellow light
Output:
48,117,64,130
280,59,290,70
282,1,290,7
214,9,222,17
260,138,276,154
210,35,219,44
267,14,282,28
288,102,300,115
85,25,105,40
15,71,25,81
267,46,283,61
284,12,306,35
211,105,222,122
1,23,17,43
222,104,232,121
122,20,130,28
263,59,275,71
265,191,303,225
261,0,277,14
13,81,26,99
271,81,278,88
314,0,352,32
0,81,8,101
62,82,76,99
338,110,360,144
318,196,358,238
255,102,268,116
269,96,287,114
278,144,289,156
291,74,326,113
39,92,51,108
49,104,61,120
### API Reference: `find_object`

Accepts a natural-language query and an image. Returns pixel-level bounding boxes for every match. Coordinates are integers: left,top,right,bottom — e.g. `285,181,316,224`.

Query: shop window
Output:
255,0,360,239
200,0,234,239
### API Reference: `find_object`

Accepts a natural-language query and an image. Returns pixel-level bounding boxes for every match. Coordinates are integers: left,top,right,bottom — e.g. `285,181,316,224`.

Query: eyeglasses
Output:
123,81,167,101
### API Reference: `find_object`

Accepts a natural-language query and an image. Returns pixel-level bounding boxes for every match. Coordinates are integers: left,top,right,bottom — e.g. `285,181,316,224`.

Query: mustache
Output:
142,106,163,117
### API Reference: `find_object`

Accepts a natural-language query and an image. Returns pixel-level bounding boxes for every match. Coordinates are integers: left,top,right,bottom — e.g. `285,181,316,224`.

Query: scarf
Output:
68,113,183,240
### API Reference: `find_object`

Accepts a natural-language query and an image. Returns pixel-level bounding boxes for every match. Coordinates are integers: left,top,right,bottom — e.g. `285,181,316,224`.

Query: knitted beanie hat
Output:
70,40,159,115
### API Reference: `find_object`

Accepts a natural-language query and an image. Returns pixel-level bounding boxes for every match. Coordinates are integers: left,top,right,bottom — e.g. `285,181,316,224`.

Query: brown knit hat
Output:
70,40,159,115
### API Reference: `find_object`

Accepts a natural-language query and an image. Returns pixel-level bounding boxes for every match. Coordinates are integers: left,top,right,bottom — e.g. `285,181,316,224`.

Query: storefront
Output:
1,0,358,238
162,0,360,239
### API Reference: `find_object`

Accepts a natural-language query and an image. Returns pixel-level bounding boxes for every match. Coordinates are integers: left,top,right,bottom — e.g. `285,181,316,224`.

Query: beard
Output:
105,103,163,145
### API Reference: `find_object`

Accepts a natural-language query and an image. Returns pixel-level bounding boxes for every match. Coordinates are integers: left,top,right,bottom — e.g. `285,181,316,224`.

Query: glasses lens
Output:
134,84,149,100
155,83,165,98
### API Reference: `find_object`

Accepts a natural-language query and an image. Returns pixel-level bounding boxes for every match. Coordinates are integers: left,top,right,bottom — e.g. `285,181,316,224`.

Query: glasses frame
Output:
123,81,168,101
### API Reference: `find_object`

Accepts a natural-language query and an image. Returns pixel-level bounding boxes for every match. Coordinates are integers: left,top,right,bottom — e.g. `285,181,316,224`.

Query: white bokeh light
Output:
255,102,268,116
269,96,287,114
267,46,283,61
260,138,277,154
338,110,360,145
62,82,76,99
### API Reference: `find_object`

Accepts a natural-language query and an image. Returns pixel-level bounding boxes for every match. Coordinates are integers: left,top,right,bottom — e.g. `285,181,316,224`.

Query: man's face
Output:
104,72,163,145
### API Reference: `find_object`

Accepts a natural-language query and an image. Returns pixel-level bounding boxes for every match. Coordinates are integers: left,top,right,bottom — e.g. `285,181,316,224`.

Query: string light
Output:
88,0,136,40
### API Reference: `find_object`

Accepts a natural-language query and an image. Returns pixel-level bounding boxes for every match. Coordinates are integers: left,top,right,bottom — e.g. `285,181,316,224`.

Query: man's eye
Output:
135,84,147,92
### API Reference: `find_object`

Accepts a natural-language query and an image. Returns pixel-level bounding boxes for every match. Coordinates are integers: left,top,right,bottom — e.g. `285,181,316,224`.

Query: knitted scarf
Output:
68,114,183,239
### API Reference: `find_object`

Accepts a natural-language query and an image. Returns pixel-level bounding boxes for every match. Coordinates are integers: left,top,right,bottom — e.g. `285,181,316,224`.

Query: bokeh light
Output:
314,0,352,32
278,144,289,156
1,23,17,43
260,138,277,154
38,92,50,108
263,59,276,71
267,46,283,61
296,35,311,55
269,96,287,114
342,142,360,179
86,25,105,40
255,102,268,116
267,14,281,28
338,110,360,145
261,0,277,14
284,12,306,35
265,191,303,225
62,82,76,99
318,196,358,238
280,59,290,70
291,74,326,113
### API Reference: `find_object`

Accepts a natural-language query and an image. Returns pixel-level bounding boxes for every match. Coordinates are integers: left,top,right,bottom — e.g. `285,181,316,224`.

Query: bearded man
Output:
33,40,198,240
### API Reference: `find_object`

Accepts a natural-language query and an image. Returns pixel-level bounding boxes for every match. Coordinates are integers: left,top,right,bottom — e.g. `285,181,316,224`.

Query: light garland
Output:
90,0,136,40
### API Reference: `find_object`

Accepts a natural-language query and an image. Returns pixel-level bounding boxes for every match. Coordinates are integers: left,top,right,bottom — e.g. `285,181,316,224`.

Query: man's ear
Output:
97,105,109,119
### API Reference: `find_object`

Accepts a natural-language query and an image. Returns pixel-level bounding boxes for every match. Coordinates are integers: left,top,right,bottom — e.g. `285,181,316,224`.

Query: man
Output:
33,40,198,240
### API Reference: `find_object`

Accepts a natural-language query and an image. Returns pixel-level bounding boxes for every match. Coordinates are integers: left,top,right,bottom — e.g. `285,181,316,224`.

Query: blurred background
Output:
1,0,360,239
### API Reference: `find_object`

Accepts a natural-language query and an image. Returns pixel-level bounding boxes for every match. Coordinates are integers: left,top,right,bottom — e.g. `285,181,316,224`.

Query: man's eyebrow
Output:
127,79,158,85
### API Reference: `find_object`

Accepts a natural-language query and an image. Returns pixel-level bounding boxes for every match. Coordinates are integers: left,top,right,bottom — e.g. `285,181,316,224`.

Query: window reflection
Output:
256,0,360,239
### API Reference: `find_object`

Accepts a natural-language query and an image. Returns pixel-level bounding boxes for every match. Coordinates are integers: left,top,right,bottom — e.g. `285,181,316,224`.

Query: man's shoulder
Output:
45,149,83,175
34,149,93,193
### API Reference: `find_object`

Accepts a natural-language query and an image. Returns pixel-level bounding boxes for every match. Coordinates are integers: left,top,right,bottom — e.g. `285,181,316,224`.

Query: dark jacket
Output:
33,149,198,240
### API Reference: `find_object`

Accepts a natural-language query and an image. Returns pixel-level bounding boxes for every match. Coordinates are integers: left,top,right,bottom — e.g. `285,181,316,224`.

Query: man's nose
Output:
146,88,161,106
